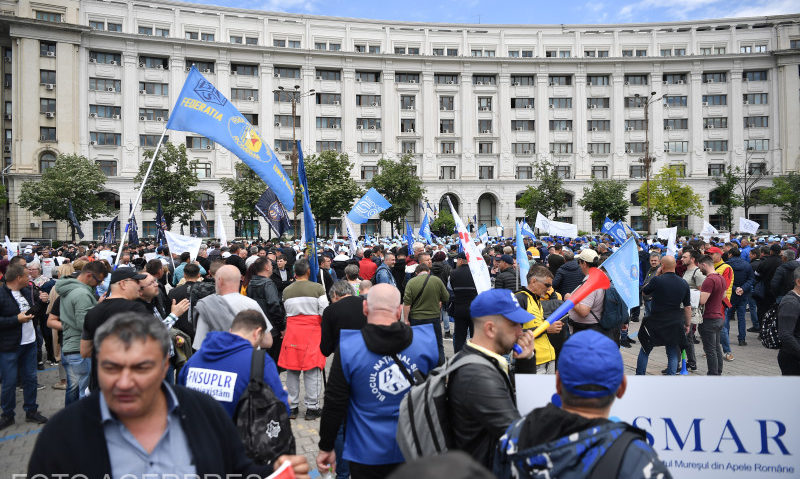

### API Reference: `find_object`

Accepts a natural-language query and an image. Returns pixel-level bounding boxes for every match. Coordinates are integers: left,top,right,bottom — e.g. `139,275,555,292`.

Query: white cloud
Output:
616,0,723,21
729,0,799,17
257,0,319,14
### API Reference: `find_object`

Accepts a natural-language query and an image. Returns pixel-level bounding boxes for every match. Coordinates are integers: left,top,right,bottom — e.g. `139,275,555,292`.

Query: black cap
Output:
500,254,515,264
455,252,467,260
110,268,147,284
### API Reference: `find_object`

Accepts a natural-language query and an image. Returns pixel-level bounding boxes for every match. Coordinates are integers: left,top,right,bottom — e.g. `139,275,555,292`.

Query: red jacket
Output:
359,257,377,280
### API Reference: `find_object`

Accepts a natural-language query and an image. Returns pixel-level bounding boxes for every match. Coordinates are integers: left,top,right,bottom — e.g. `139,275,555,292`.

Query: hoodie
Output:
552,261,583,297
178,331,289,418
495,403,672,479
55,277,97,354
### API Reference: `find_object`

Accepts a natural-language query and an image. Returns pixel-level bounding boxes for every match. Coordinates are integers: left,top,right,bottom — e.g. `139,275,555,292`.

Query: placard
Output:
517,375,800,478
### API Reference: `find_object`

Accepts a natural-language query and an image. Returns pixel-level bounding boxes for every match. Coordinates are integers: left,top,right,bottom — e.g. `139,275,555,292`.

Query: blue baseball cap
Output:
470,289,534,324
557,330,624,398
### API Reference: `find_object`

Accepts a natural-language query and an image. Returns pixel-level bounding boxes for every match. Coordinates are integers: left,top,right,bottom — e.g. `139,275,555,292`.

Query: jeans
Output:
286,367,322,409
440,306,451,334
636,344,679,375
699,317,724,375
452,304,474,354
62,352,91,406
0,342,39,418
410,317,444,365
720,317,732,353
334,423,350,479
747,295,759,329
726,295,748,342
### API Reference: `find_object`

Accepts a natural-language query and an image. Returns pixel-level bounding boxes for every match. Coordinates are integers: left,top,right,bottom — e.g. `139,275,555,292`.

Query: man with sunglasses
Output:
53,261,108,405
514,265,563,374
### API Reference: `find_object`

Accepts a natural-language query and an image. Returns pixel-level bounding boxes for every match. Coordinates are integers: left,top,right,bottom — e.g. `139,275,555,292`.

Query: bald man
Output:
635,255,692,375
192,264,273,350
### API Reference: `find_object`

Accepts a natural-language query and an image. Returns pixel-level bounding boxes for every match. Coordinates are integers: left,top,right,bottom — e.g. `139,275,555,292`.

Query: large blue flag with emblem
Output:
347,188,391,224
602,216,628,244
296,141,318,283
405,220,415,248
419,212,432,244
166,67,294,209
600,237,639,309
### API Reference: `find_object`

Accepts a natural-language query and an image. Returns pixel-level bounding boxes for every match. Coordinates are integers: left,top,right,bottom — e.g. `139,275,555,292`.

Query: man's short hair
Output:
94,312,171,359
9,256,26,267
294,258,310,277
180,252,191,263
183,263,201,279
344,264,360,280
415,263,431,274
526,265,553,281
794,267,800,283
145,259,163,276
208,260,225,276
83,260,109,277
331,280,355,298
229,244,240,254
688,249,702,263
562,249,574,261
5,264,27,283
253,257,271,275
698,255,714,267
782,249,796,261
230,309,267,333
418,252,431,262
729,247,740,258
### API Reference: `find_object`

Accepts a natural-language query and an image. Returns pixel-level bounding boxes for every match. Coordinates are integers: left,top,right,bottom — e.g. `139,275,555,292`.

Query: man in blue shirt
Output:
179,309,289,417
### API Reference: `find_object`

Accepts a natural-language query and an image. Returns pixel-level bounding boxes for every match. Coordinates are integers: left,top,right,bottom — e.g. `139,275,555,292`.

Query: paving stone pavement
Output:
0,312,782,476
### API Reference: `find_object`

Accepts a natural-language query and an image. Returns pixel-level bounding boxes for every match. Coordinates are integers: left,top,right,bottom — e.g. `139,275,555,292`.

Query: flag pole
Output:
114,127,168,265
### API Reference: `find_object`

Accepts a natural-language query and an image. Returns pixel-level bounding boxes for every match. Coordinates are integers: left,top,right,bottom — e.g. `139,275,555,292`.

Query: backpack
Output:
396,353,490,460
592,285,629,330
759,304,782,350
233,349,295,465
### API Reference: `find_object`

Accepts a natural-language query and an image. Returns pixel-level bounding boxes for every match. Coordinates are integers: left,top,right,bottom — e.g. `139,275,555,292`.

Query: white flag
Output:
534,212,578,238
3,235,17,259
701,221,719,236
657,226,678,256
216,211,228,247
447,197,492,293
164,231,203,261
344,217,358,257
534,212,550,231
739,217,760,235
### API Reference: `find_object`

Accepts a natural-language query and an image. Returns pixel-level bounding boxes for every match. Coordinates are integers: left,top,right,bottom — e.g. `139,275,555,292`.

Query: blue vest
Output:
339,324,438,465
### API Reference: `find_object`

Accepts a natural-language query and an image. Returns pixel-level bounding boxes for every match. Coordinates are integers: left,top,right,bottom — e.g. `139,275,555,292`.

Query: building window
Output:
198,193,215,210
316,69,341,81
702,72,727,83
630,165,646,178
624,74,649,85
511,98,534,109
591,165,608,178
625,142,646,154
355,71,380,82
748,163,767,175
439,96,454,111
186,137,214,149
588,143,611,155
396,73,420,84
274,67,301,79
744,139,770,151
233,89,259,101
187,60,215,72
89,77,121,92
90,132,121,146
662,73,687,84
664,118,688,130
749,214,768,231
242,113,258,126
232,36,243,44
40,41,56,57
512,120,534,131
704,117,728,129
516,166,533,179
36,11,62,22
744,116,768,128
361,165,379,179
40,127,56,142
588,75,609,86
512,143,535,155
587,120,610,131
440,166,456,179
402,141,416,154
478,119,492,133
743,93,768,104
549,120,572,131
550,143,573,154
356,118,381,130
549,98,572,109
89,104,121,118
96,160,117,176
479,166,494,179
636,49,647,57
477,97,492,111
473,75,496,86
440,119,454,134
355,95,381,107
246,37,259,45
139,82,168,96
190,220,214,237
316,141,342,152
511,75,535,86
192,163,211,178
357,142,382,154
90,51,122,65
138,56,168,69
139,108,168,121
316,93,341,105
440,142,455,154
664,141,689,153
587,98,610,109
400,119,416,133
434,74,459,85
548,75,572,86
400,95,416,110
478,142,493,154
704,140,728,152
663,96,688,107
274,115,300,128
556,166,571,179
39,152,56,172
669,164,686,177
708,164,725,177
744,70,768,81
231,64,258,76
40,70,56,85
139,135,162,147
625,120,646,130
315,117,341,129
702,94,727,106
40,98,56,114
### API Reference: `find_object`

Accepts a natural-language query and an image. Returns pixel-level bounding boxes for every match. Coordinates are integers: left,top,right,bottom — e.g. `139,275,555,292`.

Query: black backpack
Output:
759,304,782,350
592,285,629,330
233,349,295,465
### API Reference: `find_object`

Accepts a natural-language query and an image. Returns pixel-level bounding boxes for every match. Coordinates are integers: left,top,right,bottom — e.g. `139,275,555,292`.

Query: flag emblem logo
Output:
228,116,263,159
193,79,227,107
268,201,284,221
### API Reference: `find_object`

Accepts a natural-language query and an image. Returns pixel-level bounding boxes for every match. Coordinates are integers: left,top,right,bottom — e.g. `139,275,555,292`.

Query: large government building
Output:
0,0,799,241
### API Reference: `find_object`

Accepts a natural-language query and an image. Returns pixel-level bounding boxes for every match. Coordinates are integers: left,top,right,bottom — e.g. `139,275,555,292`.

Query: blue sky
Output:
193,0,798,24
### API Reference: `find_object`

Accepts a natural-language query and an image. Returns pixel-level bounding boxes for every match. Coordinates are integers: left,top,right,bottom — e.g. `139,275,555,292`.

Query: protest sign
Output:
517,375,800,478
164,231,202,261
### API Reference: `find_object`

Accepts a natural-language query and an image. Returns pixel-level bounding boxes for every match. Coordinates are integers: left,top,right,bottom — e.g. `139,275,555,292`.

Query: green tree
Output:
366,154,425,235
220,162,265,236
303,150,364,236
430,209,455,237
637,166,703,224
761,173,800,231
515,160,570,220
577,178,629,230
134,142,199,230
712,166,743,232
18,153,113,241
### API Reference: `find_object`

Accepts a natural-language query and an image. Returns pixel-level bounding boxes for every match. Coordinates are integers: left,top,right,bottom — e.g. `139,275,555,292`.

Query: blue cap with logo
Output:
470,289,534,324
557,330,624,398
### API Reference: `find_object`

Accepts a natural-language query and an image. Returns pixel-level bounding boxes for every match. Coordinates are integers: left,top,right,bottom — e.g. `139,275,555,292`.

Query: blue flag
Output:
166,67,294,209
495,217,503,228
126,201,139,246
477,224,489,244
520,221,537,240
67,199,84,240
600,237,640,310
602,216,628,244
347,188,391,224
419,212,432,244
296,141,318,282
516,222,530,286
103,216,119,244
623,222,642,240
255,188,290,237
155,201,167,246
405,220,415,248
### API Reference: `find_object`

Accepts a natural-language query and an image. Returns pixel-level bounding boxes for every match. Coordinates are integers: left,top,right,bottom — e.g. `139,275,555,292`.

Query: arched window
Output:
98,191,120,210
477,193,496,225
564,193,574,208
630,190,641,206
439,193,459,214
198,192,215,210
709,189,723,206
39,151,56,172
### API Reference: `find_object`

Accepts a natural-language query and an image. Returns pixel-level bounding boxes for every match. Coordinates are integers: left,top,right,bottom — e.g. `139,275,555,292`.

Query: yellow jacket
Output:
516,289,556,366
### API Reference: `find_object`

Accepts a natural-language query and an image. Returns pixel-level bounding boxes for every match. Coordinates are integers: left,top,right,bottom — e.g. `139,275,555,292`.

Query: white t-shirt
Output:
11,290,35,345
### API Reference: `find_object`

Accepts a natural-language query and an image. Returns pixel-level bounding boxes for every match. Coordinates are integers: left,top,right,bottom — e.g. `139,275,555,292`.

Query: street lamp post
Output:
272,84,315,237
636,91,662,236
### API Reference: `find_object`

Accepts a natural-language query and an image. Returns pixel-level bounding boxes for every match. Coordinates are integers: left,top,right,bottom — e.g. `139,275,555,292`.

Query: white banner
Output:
702,221,720,236
216,211,228,247
535,212,578,238
702,232,731,243
535,211,550,231
739,217,760,235
164,231,202,262
517,375,800,479
657,226,678,256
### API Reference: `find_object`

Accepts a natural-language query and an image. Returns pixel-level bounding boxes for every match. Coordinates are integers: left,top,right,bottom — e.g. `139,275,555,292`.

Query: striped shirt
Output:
283,280,329,317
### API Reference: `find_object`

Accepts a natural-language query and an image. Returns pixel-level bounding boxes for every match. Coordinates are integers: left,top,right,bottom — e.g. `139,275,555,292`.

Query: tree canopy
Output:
220,162,265,226
712,166,743,232
577,178,629,229
134,142,199,230
515,160,570,220
303,150,364,235
637,166,703,223
760,173,800,231
366,154,425,235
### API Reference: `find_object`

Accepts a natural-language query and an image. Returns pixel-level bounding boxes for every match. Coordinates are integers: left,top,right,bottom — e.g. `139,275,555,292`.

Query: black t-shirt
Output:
319,295,366,357
82,298,149,392
642,272,691,314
